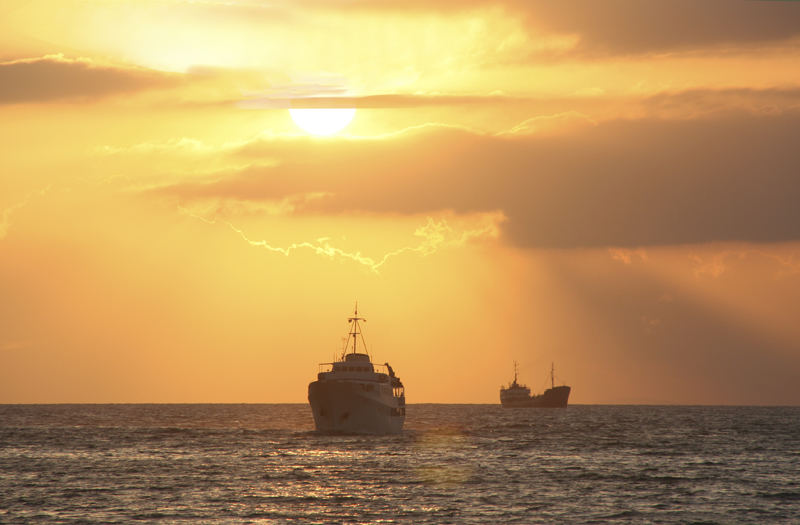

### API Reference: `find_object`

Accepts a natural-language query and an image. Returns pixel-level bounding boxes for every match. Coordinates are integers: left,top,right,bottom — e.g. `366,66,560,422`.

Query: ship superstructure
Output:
500,361,570,408
308,306,405,434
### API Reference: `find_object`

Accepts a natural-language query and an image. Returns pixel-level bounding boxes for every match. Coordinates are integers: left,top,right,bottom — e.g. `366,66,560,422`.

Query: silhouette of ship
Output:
500,362,570,408
308,306,405,434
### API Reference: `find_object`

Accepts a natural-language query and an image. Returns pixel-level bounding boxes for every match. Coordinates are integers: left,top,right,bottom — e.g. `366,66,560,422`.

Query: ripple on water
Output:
1,404,799,524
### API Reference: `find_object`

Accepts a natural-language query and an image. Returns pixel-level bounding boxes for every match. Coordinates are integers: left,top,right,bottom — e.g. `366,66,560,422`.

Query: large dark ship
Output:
308,305,405,434
500,362,570,408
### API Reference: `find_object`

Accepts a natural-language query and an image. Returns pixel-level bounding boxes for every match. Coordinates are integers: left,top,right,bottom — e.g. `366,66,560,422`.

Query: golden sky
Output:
2,0,800,404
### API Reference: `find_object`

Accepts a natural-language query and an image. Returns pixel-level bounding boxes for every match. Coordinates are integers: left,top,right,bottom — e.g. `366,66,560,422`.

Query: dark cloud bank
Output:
161,110,800,249
0,56,174,104
302,0,800,55
518,0,800,55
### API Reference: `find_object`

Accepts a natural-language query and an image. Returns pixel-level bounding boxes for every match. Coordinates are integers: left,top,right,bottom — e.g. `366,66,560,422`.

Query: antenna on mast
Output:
347,302,367,356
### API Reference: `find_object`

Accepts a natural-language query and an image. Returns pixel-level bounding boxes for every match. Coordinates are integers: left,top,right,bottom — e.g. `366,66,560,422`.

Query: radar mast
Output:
346,302,368,357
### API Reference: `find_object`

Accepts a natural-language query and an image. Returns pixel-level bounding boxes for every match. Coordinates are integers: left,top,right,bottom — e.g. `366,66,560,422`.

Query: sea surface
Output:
1,404,798,524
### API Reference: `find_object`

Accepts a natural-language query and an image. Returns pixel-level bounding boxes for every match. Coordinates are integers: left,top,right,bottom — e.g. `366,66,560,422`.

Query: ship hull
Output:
308,380,405,434
501,385,571,408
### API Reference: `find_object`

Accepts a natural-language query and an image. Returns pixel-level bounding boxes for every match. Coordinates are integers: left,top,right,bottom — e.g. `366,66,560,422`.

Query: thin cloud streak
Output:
178,206,501,273
0,187,49,240
234,87,800,113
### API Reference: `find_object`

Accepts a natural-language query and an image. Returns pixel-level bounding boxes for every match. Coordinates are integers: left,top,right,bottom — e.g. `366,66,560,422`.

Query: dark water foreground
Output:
1,404,798,523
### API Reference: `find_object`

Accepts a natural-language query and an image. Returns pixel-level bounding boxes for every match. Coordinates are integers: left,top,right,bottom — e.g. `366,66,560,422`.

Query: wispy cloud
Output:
179,206,501,273
690,248,800,279
0,187,49,240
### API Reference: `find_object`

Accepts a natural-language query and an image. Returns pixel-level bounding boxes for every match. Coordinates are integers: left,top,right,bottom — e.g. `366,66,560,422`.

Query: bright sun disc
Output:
289,108,356,136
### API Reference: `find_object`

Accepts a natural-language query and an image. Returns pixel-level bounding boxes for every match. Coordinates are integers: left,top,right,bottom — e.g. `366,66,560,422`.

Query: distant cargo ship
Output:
307,306,405,434
500,362,570,408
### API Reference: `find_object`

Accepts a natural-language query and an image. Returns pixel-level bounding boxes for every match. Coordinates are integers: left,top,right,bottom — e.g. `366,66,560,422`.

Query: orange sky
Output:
2,0,800,404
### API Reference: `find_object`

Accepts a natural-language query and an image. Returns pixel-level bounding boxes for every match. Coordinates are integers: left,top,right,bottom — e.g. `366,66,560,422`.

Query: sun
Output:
289,108,356,136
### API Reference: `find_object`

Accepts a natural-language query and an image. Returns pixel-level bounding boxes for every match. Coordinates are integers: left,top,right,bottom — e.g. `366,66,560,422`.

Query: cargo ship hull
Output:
500,362,571,408
500,385,571,408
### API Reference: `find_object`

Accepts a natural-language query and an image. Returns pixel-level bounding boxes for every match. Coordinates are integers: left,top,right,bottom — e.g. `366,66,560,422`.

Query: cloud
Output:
517,0,800,56
155,109,800,249
0,187,49,240
179,206,501,273
231,88,800,123
302,0,800,56
641,88,800,118
690,249,800,279
0,55,177,104
102,0,800,70
609,248,648,266
499,111,596,135
240,93,530,109
0,200,26,240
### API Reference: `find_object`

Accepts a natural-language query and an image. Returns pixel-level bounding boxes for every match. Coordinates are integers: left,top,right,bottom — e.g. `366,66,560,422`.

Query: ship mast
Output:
347,303,367,355
513,360,519,386
551,362,555,389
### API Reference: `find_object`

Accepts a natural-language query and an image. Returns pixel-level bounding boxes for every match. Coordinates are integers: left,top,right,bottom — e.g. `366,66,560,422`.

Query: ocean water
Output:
1,404,798,524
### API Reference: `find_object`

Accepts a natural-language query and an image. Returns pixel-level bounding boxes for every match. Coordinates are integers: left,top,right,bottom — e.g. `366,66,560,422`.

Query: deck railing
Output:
317,362,393,376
